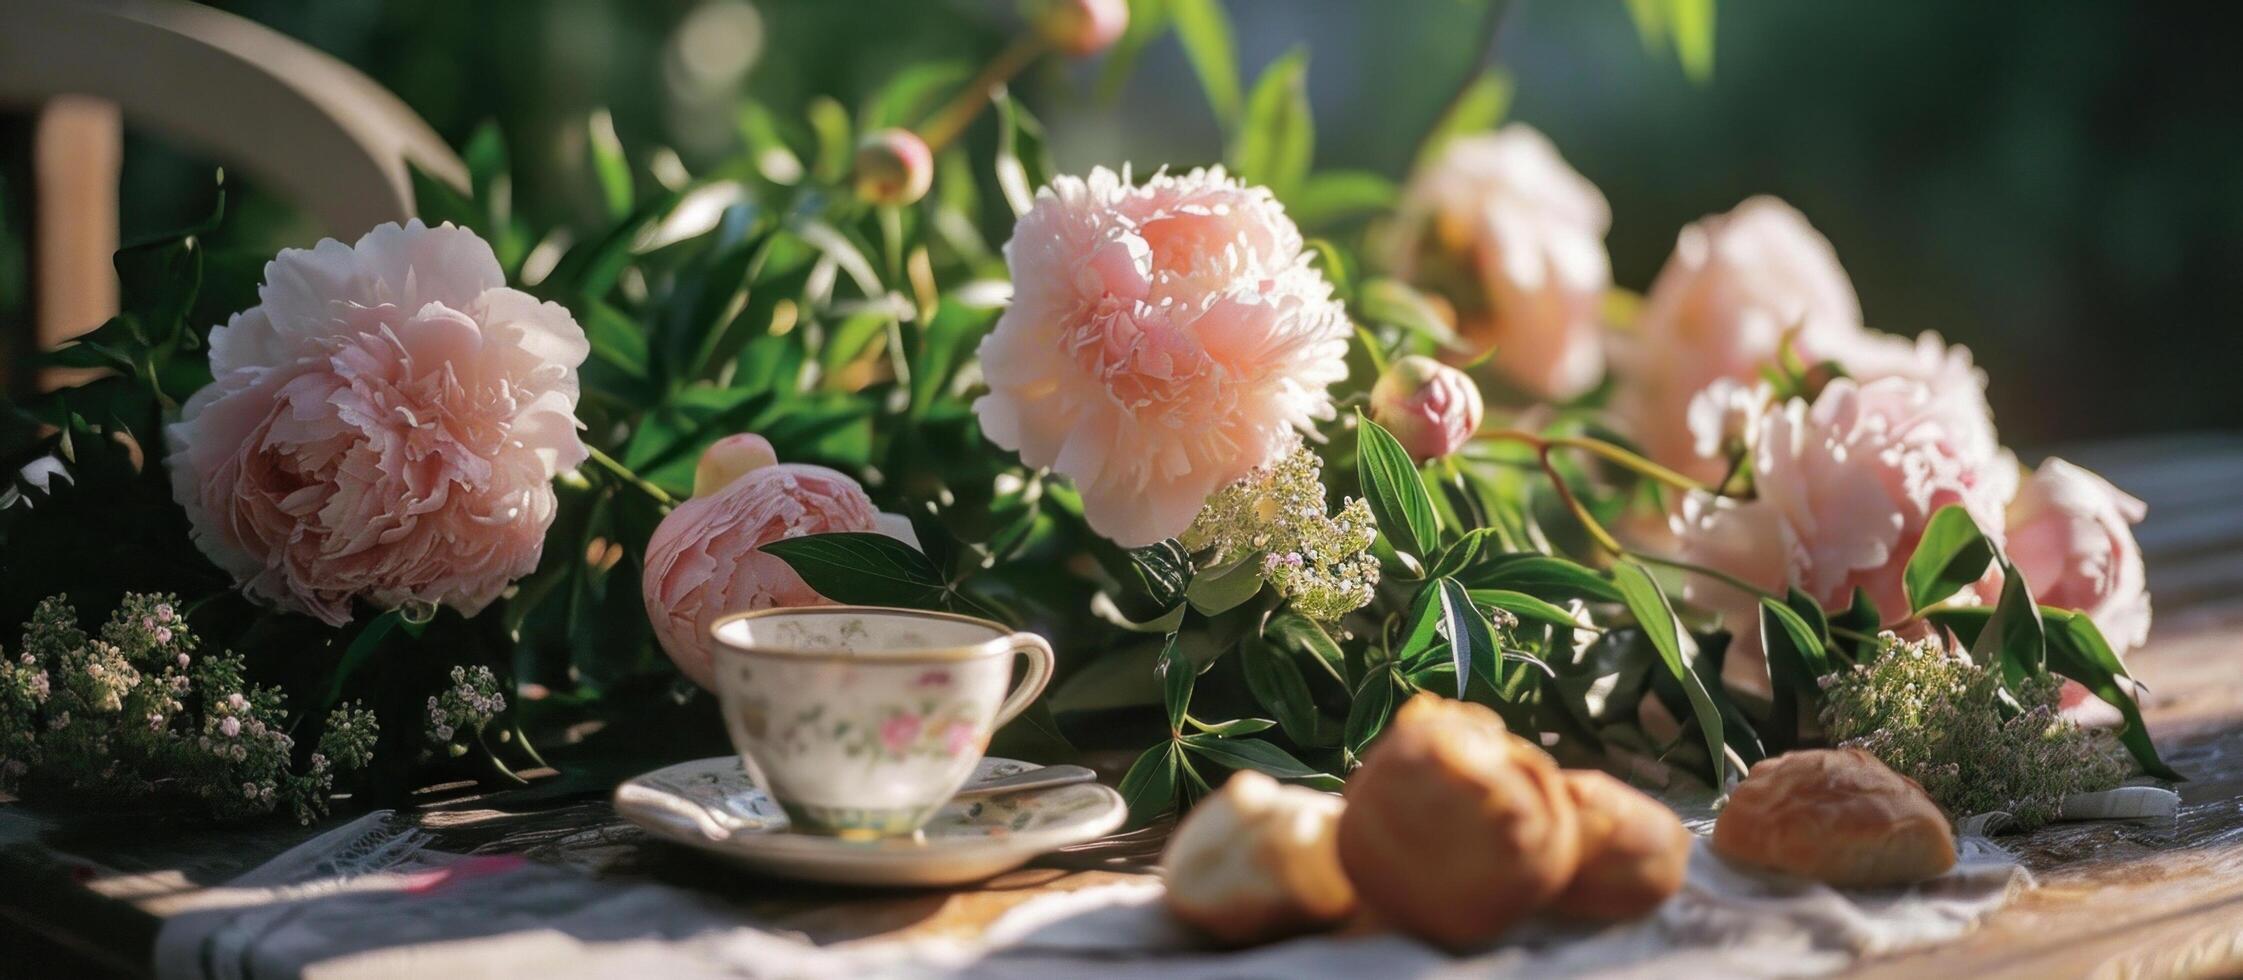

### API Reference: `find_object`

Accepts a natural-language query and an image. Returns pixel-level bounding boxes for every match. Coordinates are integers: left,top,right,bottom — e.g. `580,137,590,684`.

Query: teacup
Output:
708,606,1054,838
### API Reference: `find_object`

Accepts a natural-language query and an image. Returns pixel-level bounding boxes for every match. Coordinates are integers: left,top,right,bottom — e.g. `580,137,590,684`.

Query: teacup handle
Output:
991,632,1055,727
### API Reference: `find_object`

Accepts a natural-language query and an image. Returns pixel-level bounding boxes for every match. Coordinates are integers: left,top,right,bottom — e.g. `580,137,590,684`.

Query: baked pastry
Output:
1550,770,1693,919
1336,694,1580,948
1163,770,1357,945
1711,748,1956,887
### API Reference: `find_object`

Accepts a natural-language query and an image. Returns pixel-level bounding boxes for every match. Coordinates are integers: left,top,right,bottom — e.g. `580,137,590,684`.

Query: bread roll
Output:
1550,770,1692,919
1712,748,1956,887
1162,770,1356,945
1336,694,1579,949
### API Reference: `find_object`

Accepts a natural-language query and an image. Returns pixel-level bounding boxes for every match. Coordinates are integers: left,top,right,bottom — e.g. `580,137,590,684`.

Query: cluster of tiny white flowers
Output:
0,594,379,824
1182,447,1381,624
425,665,507,747
1819,631,2127,830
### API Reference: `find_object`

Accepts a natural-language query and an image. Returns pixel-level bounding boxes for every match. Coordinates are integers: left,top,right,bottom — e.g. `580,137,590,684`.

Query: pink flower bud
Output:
853,129,934,206
693,433,780,497
1369,355,1484,461
1023,0,1128,56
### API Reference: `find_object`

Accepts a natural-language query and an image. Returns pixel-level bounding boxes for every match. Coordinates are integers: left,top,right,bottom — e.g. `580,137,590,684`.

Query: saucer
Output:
614,756,1128,886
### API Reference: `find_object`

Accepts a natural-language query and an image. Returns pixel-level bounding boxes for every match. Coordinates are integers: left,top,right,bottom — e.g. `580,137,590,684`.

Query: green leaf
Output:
586,110,633,220
1456,554,1622,604
1758,597,1829,752
1414,68,1512,172
1289,170,1398,228
1612,562,1729,786
1168,0,1241,125
1180,734,1321,779
1395,581,1445,665
1186,553,1267,616
1117,742,1180,827
312,611,401,720
1626,0,1716,83
1904,505,1997,614
2043,609,2181,781
861,61,974,131
1467,589,1589,631
1191,717,1277,737
1829,587,1883,662
1973,558,2046,687
760,532,945,608
1358,278,1460,348
1436,577,1496,696
1759,598,1832,679
1265,612,1344,678
582,300,650,378
1344,668,1398,755
1229,48,1313,200
1427,527,1497,580
1241,630,1327,746
1355,412,1440,558
994,92,1053,217
1159,633,1193,732
806,97,853,184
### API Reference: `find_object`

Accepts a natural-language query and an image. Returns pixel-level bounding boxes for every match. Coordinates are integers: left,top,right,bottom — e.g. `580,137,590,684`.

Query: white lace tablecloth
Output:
149,807,2049,980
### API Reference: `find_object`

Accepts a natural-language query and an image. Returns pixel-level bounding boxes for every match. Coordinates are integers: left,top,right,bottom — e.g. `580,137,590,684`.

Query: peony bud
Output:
853,129,934,206
1023,0,1128,57
1370,355,1484,461
693,433,780,497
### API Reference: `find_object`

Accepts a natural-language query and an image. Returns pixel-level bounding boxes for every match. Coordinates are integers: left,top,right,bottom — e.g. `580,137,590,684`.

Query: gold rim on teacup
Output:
708,605,1029,664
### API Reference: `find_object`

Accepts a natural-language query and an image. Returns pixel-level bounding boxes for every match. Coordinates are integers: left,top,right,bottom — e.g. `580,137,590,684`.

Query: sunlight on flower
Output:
165,221,588,626
1182,447,1379,625
1390,125,1610,400
975,166,1350,547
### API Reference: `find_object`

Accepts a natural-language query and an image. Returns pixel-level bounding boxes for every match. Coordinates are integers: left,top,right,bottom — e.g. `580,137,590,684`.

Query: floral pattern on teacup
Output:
729,669,991,766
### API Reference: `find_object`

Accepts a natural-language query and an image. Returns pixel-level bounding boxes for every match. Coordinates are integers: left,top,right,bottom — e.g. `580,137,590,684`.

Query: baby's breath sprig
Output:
0,593,378,824
424,665,507,752
1819,632,2127,830
1183,447,1381,626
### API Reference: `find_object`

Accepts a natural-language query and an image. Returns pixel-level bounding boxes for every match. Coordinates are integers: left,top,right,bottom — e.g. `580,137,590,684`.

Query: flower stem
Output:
1482,428,1709,495
920,34,1046,153
1536,449,1624,556
1630,551,1778,603
585,445,677,508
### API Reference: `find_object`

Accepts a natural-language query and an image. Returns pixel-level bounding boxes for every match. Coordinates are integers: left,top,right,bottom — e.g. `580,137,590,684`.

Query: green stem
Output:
478,728,529,785
584,445,677,508
1631,551,1779,603
919,35,1045,152
1483,428,1709,495
1536,448,1624,556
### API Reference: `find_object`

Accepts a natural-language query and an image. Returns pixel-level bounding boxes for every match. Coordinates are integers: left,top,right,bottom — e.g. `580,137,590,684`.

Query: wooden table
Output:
7,434,2243,979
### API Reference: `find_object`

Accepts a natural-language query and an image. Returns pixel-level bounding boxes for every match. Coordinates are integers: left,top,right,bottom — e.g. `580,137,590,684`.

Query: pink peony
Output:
166,221,587,626
1390,125,1612,400
1671,376,2018,692
1370,355,1485,461
641,457,885,689
2006,458,2151,654
1611,197,1865,482
974,166,1350,547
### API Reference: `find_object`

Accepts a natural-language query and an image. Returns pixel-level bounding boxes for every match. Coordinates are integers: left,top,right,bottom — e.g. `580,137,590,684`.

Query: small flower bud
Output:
1369,355,1485,461
693,433,781,497
1022,0,1128,57
852,129,934,206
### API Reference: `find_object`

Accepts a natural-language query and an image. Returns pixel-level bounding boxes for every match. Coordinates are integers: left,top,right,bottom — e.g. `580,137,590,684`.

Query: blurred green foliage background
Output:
8,0,2241,444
